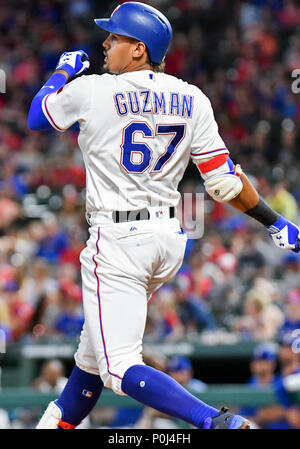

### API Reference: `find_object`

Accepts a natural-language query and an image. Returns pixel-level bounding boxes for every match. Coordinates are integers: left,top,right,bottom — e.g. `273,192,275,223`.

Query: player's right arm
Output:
27,51,89,131
191,88,300,253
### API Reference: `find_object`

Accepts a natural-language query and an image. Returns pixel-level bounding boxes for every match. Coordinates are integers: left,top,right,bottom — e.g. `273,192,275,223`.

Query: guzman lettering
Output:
114,90,194,118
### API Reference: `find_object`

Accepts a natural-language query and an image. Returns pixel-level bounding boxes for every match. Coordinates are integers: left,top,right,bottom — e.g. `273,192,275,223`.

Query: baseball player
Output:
28,2,300,430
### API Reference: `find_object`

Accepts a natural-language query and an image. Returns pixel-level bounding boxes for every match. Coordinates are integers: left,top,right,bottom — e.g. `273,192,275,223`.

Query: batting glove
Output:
55,50,90,78
267,216,300,252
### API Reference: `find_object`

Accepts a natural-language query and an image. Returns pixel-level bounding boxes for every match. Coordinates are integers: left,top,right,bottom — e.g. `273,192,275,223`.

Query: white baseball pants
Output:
74,213,187,395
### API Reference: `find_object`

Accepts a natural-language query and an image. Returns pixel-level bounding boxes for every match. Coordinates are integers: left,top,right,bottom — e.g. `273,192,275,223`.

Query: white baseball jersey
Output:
42,70,228,213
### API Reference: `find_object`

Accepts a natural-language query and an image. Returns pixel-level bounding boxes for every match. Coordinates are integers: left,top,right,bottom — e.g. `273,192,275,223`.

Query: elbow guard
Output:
197,154,243,202
204,164,243,202
196,154,243,202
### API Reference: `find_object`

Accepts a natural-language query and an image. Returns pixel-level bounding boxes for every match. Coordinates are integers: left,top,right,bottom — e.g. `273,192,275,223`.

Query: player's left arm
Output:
28,51,89,131
191,88,300,253
198,156,300,252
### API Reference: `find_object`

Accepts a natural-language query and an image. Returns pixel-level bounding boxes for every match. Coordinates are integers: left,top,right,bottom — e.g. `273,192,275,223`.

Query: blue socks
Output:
55,364,218,428
121,364,218,428
56,365,103,426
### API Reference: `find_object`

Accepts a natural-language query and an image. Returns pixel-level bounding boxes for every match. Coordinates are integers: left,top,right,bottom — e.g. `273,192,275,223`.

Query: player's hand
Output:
267,216,300,252
55,50,90,78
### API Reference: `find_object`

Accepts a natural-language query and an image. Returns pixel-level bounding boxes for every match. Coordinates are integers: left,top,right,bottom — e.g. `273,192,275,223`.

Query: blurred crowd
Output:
1,0,300,428
0,0,299,346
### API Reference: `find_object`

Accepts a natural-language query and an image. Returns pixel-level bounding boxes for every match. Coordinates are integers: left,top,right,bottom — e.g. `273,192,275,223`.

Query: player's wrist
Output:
55,65,74,79
267,215,286,231
244,197,280,227
54,69,70,81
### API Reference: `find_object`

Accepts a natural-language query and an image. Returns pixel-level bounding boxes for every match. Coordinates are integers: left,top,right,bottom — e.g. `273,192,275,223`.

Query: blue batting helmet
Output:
94,2,173,64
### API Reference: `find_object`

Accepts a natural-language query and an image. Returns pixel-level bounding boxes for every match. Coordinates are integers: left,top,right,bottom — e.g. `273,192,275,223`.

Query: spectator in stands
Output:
35,214,69,264
256,333,300,429
237,229,267,285
232,287,284,341
250,343,279,386
19,258,58,308
4,281,34,341
166,355,206,393
277,333,300,379
0,189,22,231
267,181,298,221
240,337,300,429
149,286,184,341
239,342,279,428
278,252,300,294
279,289,300,338
33,359,67,394
172,274,217,334
54,279,84,337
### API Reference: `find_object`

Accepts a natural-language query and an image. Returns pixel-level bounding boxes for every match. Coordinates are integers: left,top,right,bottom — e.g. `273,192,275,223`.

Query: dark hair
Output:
145,47,165,72
129,37,166,73
149,60,165,73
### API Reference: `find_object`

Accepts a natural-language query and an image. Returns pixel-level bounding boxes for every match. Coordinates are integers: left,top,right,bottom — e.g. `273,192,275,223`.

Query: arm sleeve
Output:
41,75,91,132
190,88,229,162
28,73,68,131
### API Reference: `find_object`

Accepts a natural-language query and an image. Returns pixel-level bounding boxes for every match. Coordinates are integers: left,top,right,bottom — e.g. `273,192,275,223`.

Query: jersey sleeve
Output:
190,88,229,162
41,75,91,132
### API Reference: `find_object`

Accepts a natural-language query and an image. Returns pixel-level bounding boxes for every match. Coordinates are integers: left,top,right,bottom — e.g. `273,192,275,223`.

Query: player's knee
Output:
102,357,145,396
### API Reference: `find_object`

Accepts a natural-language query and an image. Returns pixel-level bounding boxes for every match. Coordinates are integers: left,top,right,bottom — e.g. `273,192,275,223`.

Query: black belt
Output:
112,207,175,223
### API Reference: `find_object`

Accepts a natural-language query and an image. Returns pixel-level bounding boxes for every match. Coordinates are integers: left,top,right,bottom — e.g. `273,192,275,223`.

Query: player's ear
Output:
132,41,147,60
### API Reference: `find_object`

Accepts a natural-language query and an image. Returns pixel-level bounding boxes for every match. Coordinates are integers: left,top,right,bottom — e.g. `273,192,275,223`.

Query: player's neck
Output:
119,61,153,74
